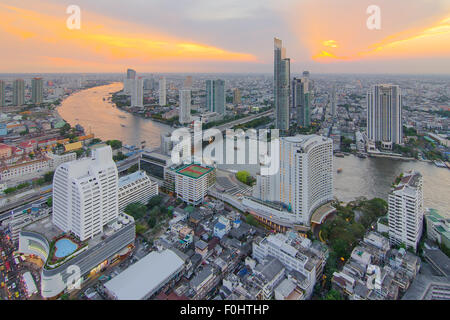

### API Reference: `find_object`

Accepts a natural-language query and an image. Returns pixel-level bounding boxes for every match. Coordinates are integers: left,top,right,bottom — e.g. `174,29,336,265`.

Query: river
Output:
57,82,172,148
58,83,450,217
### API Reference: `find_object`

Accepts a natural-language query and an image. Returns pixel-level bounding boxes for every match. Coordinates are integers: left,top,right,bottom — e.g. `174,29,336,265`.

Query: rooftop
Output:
104,249,185,300
118,170,149,188
175,163,213,179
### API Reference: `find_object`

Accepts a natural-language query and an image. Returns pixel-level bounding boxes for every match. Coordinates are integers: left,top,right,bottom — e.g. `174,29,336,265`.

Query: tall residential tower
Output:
159,77,166,106
274,38,290,131
388,171,424,252
367,84,402,149
31,78,43,105
206,79,225,115
292,78,310,127
52,146,119,241
13,79,25,106
179,89,191,124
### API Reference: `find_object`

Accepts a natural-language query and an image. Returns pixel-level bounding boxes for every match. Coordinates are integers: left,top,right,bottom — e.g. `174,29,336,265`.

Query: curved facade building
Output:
18,214,135,298
250,135,333,227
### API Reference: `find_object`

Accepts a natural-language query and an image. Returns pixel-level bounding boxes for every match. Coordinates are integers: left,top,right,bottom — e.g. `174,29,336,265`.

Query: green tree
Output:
106,140,123,150
124,202,147,220
147,195,163,208
44,171,55,182
245,214,259,227
148,216,157,228
324,289,343,300
127,164,139,174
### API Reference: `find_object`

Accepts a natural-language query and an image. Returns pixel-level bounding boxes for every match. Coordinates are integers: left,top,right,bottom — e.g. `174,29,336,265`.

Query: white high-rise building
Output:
159,77,166,106
118,171,159,211
251,135,333,226
367,84,402,149
131,77,144,107
160,132,173,156
52,146,119,241
124,69,136,95
179,89,191,124
388,171,424,252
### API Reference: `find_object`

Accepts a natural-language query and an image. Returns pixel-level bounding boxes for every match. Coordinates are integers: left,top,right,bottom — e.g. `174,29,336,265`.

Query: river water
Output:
58,83,450,217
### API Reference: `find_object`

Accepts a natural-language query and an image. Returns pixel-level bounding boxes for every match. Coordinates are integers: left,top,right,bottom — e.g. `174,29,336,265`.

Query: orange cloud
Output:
0,3,257,71
315,16,450,62
287,0,450,64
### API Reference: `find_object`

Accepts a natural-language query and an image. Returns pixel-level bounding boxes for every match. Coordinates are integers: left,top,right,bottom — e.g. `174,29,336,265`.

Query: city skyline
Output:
0,0,449,74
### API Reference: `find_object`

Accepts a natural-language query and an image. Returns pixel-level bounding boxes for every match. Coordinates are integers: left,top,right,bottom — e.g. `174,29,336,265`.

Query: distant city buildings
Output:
233,88,241,104
274,38,290,131
388,171,424,251
31,78,43,105
367,84,403,149
131,77,144,108
0,80,5,107
179,89,191,124
292,77,310,127
183,76,193,89
206,79,225,115
13,79,25,106
159,77,167,106
124,68,136,95
331,84,336,118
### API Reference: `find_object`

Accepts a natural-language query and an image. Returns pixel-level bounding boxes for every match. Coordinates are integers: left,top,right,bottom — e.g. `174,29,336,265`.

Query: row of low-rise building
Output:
331,231,421,300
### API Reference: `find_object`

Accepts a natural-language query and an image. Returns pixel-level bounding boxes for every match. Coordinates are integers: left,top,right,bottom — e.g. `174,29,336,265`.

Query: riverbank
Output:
57,83,171,147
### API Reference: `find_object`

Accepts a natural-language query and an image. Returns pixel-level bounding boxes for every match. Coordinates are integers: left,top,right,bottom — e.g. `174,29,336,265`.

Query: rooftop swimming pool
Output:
54,238,78,258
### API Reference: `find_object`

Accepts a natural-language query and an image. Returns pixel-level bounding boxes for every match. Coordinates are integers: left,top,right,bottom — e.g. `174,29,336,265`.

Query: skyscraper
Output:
292,78,310,127
252,135,333,226
0,80,5,107
13,79,25,106
184,76,193,89
179,89,191,124
159,77,166,106
52,146,119,241
331,84,336,118
388,171,423,251
31,77,43,105
124,69,136,95
274,38,290,131
206,79,225,115
127,69,136,79
367,84,403,149
131,77,144,107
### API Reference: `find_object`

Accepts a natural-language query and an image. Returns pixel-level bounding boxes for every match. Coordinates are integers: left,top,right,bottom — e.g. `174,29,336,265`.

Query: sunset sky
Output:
0,0,449,74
